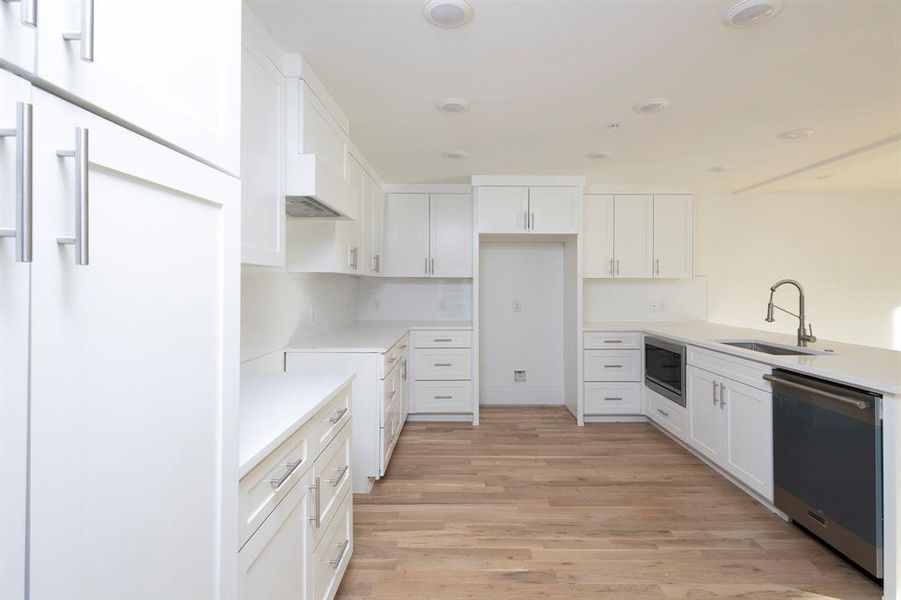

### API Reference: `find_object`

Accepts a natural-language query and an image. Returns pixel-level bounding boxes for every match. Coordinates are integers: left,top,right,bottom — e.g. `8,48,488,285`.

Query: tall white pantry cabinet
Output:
0,2,241,599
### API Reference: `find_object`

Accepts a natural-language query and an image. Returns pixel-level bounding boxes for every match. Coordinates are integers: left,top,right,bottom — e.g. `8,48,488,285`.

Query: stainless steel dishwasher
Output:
768,369,883,578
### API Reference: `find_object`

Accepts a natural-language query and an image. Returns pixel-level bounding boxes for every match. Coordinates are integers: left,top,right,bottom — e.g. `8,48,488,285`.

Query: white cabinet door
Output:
36,0,240,174
0,70,31,600
241,41,285,267
723,379,773,501
613,194,653,278
476,186,528,233
385,193,429,277
28,90,239,600
429,193,472,278
653,194,692,278
361,171,383,276
334,157,363,274
582,194,614,278
238,472,313,600
0,0,36,72
687,366,724,463
528,186,580,234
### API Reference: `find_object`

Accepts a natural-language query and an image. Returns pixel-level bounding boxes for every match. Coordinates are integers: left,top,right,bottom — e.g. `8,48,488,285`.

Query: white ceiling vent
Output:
778,128,815,140
723,0,783,28
423,0,474,28
441,150,468,159
632,98,671,114
436,97,471,113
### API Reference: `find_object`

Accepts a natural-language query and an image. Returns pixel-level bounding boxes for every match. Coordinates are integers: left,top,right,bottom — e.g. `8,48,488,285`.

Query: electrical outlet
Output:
649,300,665,313
374,301,380,311
513,301,522,313
514,370,526,383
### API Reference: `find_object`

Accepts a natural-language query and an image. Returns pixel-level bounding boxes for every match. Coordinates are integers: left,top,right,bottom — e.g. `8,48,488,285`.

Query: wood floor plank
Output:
336,406,882,599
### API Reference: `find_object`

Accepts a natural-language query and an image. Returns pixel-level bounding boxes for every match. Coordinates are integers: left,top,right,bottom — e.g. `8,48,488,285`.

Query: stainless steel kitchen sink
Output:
715,340,827,356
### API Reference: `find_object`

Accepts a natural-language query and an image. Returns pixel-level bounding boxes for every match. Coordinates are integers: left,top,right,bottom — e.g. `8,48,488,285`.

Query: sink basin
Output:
716,340,826,356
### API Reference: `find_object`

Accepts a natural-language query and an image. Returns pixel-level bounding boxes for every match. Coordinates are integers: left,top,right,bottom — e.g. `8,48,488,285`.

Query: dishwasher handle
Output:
763,374,869,410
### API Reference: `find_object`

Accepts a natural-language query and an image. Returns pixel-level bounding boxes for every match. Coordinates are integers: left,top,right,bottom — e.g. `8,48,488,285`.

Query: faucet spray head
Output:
765,290,776,322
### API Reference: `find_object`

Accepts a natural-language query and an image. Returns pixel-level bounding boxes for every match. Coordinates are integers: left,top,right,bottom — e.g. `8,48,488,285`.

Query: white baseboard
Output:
479,383,564,405
584,415,646,423
406,414,474,423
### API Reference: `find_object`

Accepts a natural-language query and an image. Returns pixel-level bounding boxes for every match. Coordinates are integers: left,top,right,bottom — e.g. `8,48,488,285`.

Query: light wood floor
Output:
336,406,882,599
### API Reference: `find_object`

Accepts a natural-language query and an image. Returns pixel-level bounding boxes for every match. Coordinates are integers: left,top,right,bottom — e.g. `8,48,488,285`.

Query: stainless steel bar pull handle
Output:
424,257,428,275
56,127,89,266
719,382,726,407
269,458,303,489
604,397,623,401
309,476,321,528
2,0,37,27
430,257,435,275
615,259,620,275
62,0,94,62
433,363,452,367
329,539,350,568
712,380,718,404
608,258,614,275
763,374,869,410
0,102,33,263
328,465,349,487
655,258,660,275
434,395,453,400
329,407,349,424
656,408,670,417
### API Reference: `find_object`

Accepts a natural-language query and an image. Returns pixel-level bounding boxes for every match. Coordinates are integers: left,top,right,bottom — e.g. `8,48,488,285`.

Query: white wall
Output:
583,278,708,322
696,191,901,350
241,267,358,369
357,278,472,321
479,242,565,405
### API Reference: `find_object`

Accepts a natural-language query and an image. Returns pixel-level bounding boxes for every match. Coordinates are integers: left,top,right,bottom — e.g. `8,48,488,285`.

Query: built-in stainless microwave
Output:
644,337,686,407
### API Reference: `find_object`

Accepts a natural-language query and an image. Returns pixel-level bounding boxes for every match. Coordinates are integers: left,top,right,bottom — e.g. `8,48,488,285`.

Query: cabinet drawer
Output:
309,384,352,456
312,490,353,600
381,336,408,379
584,331,642,350
312,422,352,549
239,423,312,547
687,345,772,392
584,350,642,382
646,388,688,441
584,382,643,415
411,330,472,349
413,348,472,380
413,381,472,413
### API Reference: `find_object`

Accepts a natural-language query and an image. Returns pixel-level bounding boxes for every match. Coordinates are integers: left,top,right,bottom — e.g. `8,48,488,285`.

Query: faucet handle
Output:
807,323,817,343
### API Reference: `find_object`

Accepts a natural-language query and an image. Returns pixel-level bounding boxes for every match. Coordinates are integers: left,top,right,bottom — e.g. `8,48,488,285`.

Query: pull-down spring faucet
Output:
766,279,817,347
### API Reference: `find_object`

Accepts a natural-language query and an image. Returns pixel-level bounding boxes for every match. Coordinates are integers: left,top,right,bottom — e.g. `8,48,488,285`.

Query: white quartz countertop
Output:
583,321,901,395
286,320,473,353
239,370,354,478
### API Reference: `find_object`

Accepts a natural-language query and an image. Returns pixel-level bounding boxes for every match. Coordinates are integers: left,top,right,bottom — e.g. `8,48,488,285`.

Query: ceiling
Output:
247,0,901,191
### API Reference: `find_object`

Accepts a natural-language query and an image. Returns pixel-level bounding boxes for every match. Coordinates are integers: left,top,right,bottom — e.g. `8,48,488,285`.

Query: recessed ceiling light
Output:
423,0,474,28
436,97,470,113
586,151,613,160
814,174,834,180
723,0,783,28
778,128,815,140
632,98,671,114
441,150,467,159
708,165,731,173
608,122,622,130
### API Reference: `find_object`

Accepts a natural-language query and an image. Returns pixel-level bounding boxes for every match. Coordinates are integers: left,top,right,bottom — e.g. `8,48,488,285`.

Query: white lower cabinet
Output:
584,382,642,415
239,416,353,600
583,332,643,416
686,351,773,501
646,388,689,439
410,330,473,415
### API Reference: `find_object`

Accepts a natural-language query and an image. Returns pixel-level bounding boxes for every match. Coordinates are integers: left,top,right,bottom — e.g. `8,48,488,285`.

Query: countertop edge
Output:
238,375,354,479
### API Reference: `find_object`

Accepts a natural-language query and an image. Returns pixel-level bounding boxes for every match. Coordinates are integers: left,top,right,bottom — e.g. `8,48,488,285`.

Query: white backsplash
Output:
583,277,708,322
357,278,473,321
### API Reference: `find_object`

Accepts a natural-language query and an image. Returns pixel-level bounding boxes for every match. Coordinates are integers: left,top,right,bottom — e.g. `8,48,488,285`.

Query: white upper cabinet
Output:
476,186,528,233
476,186,579,234
430,194,473,278
583,193,691,279
528,186,580,234
385,193,472,278
385,193,430,277
241,26,286,267
653,194,693,278
613,194,654,278
361,172,384,276
333,156,364,274
582,194,615,278
35,0,240,175
1,0,36,72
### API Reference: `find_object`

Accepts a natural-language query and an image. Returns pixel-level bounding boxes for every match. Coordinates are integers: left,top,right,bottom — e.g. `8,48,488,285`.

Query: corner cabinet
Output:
476,186,580,234
583,193,692,279
385,193,472,278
